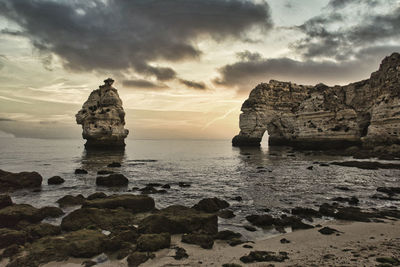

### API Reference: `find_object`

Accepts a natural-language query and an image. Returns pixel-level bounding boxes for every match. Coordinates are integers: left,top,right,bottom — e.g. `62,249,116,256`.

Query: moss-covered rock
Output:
38,206,64,218
127,252,155,267
24,223,61,241
193,197,229,213
181,233,214,249
0,169,42,192
7,229,107,267
214,230,242,240
0,229,27,248
0,194,12,209
56,194,85,207
240,251,289,263
61,207,137,232
87,192,107,200
138,205,217,234
0,204,43,228
83,194,155,213
137,233,171,252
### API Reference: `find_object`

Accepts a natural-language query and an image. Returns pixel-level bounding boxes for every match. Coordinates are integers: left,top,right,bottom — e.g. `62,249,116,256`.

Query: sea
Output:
1,137,399,239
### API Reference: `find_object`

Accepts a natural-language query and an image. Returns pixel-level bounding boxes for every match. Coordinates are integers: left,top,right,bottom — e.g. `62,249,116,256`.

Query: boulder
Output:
127,252,155,267
245,214,274,228
107,162,121,168
47,176,65,185
87,192,107,200
181,233,214,249
0,229,27,248
218,209,235,219
0,169,42,192
96,174,129,187
138,205,218,234
173,247,188,260
7,229,107,267
83,194,155,213
56,194,85,207
75,78,129,149
214,230,242,240
38,206,64,218
0,194,12,209
240,251,289,263
193,197,230,213
0,204,43,227
24,223,61,240
137,233,171,252
61,207,136,232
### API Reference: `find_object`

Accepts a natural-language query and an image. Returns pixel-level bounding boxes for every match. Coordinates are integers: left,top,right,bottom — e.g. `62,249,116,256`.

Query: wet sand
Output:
39,219,400,267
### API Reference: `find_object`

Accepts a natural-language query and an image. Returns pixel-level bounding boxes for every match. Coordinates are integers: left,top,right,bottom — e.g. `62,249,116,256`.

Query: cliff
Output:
76,78,129,149
233,53,400,149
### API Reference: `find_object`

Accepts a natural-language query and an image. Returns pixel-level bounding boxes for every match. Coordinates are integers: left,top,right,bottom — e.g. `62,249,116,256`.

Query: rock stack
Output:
76,78,129,149
233,53,400,149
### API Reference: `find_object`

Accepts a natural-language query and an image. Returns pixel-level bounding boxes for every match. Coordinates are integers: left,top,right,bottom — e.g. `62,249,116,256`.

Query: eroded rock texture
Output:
76,78,129,149
233,53,400,149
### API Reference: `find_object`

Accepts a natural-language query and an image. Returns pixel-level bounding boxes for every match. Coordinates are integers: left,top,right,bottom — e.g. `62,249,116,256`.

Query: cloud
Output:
0,117,15,122
0,0,273,81
178,79,207,90
214,46,400,94
292,0,400,61
122,79,168,90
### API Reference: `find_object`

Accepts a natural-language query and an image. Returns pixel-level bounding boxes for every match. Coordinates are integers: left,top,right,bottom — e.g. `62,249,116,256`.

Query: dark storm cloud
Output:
328,0,379,9
0,0,273,81
292,1,400,61
214,46,400,94
122,79,168,90
178,79,207,90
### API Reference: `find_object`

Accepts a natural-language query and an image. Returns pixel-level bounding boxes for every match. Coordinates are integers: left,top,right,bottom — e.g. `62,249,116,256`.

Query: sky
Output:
0,0,399,140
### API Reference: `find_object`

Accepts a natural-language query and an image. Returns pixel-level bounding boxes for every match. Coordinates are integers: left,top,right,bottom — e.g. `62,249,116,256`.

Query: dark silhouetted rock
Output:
47,176,65,185
244,225,257,232
127,252,155,267
318,227,339,235
245,214,274,228
87,192,107,200
138,205,217,235
173,247,188,260
0,204,43,228
137,233,171,252
83,194,155,213
178,182,191,187
218,209,235,219
96,174,128,187
280,238,290,244
193,197,229,213
240,251,289,263
56,194,85,207
214,230,242,240
38,206,64,218
181,233,214,249
0,194,12,209
377,187,400,195
61,207,137,232
0,169,42,192
0,229,27,248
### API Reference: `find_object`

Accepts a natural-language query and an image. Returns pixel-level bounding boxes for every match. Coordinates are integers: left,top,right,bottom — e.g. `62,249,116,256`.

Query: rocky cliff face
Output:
76,78,129,149
233,53,400,149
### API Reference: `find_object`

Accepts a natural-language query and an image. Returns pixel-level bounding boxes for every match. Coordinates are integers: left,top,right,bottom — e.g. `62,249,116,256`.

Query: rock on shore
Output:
76,78,129,149
233,53,400,150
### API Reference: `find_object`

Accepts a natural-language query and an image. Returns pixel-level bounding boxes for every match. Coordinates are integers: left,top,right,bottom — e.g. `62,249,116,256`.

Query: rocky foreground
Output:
0,169,400,266
76,78,129,149
233,53,400,154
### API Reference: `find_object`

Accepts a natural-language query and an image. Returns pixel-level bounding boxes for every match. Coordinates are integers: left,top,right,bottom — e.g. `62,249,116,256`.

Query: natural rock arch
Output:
233,53,400,149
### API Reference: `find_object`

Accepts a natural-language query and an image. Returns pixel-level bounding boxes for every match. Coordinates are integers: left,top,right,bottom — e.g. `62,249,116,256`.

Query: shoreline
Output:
37,219,400,267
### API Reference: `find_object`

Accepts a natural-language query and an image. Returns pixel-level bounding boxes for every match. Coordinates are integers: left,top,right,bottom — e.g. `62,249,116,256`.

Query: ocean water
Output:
0,137,399,238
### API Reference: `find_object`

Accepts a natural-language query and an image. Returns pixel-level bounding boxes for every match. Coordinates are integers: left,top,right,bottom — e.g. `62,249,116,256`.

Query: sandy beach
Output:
36,219,400,267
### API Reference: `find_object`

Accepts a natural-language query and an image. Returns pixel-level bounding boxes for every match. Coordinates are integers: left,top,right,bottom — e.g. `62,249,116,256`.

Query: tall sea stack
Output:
76,78,129,149
233,53,400,149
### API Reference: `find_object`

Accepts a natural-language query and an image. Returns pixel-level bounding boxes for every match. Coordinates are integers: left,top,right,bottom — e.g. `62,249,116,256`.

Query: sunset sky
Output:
0,0,399,140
